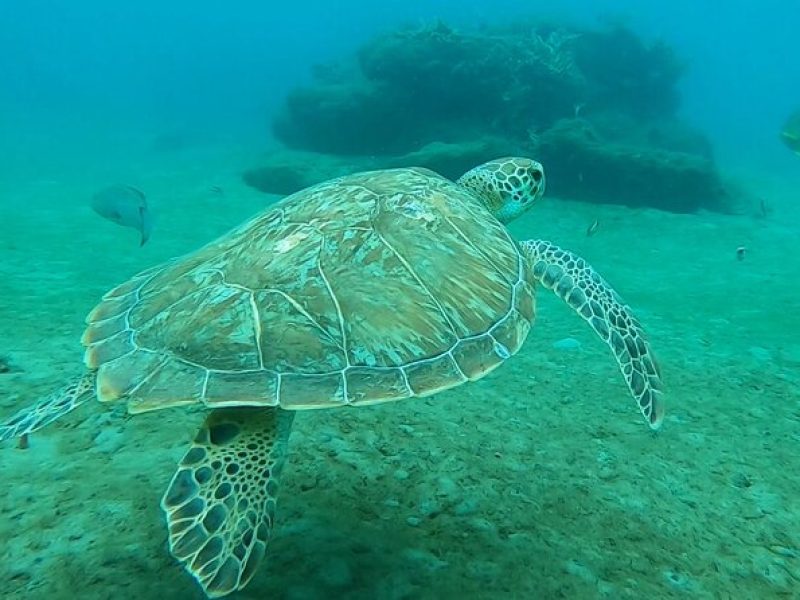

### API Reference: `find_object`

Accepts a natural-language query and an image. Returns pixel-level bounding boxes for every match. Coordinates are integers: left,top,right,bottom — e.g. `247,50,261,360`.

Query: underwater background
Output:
0,1,798,598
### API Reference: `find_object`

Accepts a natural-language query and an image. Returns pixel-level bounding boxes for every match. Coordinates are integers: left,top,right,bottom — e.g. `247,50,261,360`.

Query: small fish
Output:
780,109,800,155
91,184,153,246
586,219,600,237
209,185,224,196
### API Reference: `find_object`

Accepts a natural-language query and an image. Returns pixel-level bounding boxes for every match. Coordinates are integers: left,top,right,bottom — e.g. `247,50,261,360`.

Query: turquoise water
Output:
1,2,799,599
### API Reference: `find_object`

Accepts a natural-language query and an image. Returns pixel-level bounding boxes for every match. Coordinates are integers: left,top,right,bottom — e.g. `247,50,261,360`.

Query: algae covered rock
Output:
272,82,410,155
254,20,731,212
243,138,520,196
537,119,727,212
242,150,371,196
272,22,683,158
573,26,684,119
271,22,589,156
383,137,525,180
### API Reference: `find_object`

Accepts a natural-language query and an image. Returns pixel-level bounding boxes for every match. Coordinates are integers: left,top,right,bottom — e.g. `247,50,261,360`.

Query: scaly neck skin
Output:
456,157,546,224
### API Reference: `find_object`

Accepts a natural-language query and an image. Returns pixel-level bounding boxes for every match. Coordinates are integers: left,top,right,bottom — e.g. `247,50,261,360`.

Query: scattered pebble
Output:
748,346,772,362
418,498,442,517
454,498,480,516
401,548,448,573
466,559,500,581
393,468,409,480
0,355,19,373
467,517,497,534
663,569,695,591
564,559,596,583
92,427,125,454
397,424,416,436
436,477,459,499
553,337,582,351
730,472,754,489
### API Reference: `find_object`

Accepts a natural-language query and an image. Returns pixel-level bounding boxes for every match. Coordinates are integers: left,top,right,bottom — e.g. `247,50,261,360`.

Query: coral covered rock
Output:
537,119,727,212
254,21,731,212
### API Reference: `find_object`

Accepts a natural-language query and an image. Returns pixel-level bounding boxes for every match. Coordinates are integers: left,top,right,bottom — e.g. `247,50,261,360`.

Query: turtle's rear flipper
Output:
162,407,294,598
0,371,96,442
522,239,664,429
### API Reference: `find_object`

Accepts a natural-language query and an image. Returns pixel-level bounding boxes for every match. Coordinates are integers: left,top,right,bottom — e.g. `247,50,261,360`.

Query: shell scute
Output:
81,166,533,412
204,371,279,407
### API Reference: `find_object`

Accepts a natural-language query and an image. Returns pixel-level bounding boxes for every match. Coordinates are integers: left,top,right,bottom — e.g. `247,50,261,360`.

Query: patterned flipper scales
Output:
521,240,664,428
161,407,295,598
0,371,96,442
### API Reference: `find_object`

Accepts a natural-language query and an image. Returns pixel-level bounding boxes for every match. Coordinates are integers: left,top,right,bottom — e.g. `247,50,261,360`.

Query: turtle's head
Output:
456,157,545,224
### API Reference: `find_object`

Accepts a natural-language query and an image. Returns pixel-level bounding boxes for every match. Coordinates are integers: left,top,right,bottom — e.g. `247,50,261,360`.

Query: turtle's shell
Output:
81,167,536,413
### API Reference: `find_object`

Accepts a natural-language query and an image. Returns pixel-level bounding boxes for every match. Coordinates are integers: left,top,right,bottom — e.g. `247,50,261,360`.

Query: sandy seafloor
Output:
0,133,798,600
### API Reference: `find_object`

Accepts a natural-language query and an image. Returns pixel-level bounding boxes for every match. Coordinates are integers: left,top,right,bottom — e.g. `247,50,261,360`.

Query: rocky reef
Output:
242,137,523,196
250,21,731,212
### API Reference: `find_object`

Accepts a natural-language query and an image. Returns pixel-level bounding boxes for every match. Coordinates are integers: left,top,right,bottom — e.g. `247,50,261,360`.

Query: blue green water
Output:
1,2,799,599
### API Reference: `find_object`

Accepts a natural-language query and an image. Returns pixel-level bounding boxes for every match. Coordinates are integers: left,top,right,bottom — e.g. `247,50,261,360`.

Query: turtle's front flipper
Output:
0,371,96,442
162,407,295,598
521,240,664,429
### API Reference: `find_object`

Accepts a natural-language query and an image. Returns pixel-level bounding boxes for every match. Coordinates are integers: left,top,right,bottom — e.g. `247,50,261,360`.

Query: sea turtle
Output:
0,157,663,597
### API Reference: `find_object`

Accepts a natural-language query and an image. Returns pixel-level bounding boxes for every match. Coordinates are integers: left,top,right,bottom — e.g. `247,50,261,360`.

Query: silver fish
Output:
91,184,153,246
